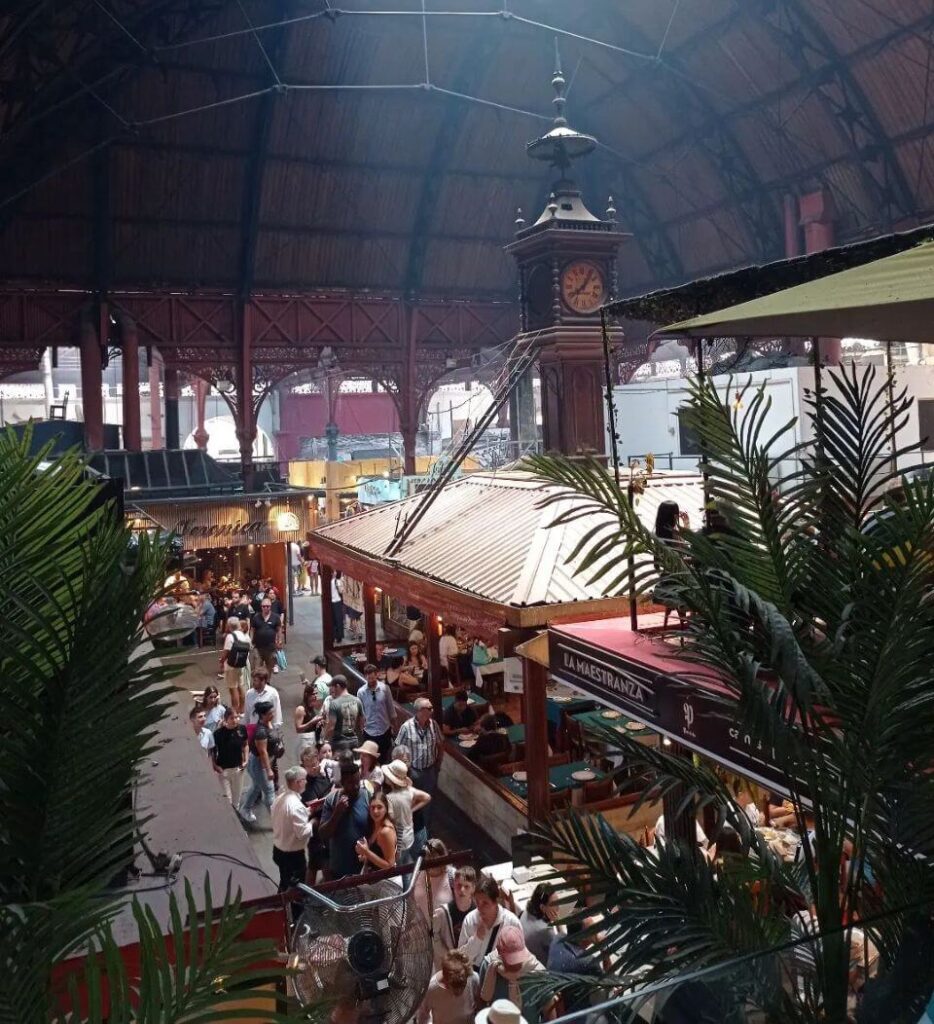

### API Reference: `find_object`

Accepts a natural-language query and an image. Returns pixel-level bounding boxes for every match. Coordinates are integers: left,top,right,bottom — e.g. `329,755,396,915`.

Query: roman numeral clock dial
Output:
560,260,606,314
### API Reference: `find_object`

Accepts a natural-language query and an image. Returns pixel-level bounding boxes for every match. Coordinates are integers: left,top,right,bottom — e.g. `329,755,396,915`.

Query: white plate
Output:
496,727,508,735
571,769,596,782
625,721,646,732
552,695,572,703
600,710,622,720
512,770,528,782
459,737,477,748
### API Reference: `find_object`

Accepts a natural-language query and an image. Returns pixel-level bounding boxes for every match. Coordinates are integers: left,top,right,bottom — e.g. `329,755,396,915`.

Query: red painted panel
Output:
276,392,400,461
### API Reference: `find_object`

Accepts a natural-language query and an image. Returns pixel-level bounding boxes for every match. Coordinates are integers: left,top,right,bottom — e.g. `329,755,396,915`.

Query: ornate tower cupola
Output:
506,43,629,456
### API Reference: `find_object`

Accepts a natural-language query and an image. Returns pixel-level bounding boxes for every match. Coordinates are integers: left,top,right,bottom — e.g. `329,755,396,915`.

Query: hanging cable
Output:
236,0,283,87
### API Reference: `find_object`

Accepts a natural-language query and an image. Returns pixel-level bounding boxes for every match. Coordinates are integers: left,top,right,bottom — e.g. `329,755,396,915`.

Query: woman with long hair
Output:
397,641,428,694
381,759,431,864
355,791,397,872
414,837,454,923
201,684,226,731
416,949,479,1024
519,882,561,965
294,681,320,759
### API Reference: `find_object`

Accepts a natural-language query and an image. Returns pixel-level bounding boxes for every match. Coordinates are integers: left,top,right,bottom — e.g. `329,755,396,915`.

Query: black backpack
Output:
227,636,251,668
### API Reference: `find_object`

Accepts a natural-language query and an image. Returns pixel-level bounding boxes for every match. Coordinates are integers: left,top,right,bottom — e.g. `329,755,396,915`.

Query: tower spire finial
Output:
551,37,567,129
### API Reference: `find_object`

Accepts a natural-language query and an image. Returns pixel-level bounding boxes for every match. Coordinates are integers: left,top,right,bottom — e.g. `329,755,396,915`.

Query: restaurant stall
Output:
313,468,704,850
129,491,315,623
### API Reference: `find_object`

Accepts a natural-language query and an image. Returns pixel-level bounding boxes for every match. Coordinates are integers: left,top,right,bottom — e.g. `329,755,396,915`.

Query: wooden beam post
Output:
427,612,443,727
364,584,378,665
524,658,550,825
163,367,180,449
80,314,104,451
121,317,142,451
321,564,335,654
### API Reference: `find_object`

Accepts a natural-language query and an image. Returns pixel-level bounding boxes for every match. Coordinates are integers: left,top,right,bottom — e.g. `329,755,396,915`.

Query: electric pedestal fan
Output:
291,860,433,1024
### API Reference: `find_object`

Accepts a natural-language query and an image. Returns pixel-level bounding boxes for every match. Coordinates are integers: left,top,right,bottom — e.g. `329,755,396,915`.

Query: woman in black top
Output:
356,792,397,872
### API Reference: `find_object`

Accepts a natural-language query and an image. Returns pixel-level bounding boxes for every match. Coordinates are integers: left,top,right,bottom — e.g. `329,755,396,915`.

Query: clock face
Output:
561,260,606,314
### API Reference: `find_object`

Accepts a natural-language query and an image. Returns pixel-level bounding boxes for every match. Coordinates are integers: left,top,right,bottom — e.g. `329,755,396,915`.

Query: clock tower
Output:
506,48,628,457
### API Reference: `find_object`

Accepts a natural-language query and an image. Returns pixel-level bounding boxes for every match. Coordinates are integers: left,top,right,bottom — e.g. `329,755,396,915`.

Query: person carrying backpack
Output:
223,616,252,714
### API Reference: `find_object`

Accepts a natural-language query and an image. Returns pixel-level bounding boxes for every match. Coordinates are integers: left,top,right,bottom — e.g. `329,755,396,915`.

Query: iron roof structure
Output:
2,1,934,302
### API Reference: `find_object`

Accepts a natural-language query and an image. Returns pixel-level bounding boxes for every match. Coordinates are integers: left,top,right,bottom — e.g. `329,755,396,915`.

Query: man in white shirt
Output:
189,706,214,755
271,765,317,916
439,624,459,663
244,668,283,727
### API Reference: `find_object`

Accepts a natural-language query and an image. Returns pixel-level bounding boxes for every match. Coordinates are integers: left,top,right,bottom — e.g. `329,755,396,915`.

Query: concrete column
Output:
80,316,104,450
524,658,550,825
121,319,142,451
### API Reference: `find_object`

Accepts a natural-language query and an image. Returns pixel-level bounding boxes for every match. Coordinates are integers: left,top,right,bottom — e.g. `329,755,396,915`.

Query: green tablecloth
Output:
572,709,652,737
546,695,597,726
498,760,606,798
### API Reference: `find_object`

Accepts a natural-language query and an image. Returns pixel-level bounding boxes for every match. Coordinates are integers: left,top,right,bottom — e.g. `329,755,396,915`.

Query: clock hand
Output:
570,270,596,298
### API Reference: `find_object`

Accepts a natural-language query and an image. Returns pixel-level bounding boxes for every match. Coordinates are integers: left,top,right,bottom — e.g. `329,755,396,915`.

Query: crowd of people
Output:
189,629,606,1024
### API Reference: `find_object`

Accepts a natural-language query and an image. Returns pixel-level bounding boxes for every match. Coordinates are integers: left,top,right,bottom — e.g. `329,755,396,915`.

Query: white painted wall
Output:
609,365,934,485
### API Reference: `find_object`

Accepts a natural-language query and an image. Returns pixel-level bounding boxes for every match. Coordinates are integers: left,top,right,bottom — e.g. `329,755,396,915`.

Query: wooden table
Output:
499,760,606,802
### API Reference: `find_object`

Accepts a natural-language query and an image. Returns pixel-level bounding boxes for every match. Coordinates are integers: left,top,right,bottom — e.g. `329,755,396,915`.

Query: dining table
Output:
454,722,524,754
498,760,607,802
546,683,597,726
572,709,659,747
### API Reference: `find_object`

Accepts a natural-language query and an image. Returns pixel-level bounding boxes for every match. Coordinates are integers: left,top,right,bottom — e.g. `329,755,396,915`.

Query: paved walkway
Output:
163,589,326,882
163,589,506,885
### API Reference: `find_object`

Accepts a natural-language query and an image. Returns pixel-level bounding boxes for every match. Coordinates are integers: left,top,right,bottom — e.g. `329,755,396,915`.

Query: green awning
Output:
660,240,934,343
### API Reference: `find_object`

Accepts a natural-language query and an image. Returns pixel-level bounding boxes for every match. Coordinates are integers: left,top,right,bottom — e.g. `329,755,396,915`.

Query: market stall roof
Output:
314,469,704,629
603,222,934,327
657,240,934,343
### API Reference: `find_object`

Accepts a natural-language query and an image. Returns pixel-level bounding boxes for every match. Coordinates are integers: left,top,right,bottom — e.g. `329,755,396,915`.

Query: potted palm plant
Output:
522,366,934,1023
0,428,293,1022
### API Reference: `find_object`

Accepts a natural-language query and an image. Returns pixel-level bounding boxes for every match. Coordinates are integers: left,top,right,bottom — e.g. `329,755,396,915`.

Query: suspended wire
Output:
236,0,283,87
133,87,275,127
656,0,681,60
91,0,150,57
154,8,657,63
421,0,431,86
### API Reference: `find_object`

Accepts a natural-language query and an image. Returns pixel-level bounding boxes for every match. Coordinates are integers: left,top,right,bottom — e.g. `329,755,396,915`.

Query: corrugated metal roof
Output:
315,469,704,608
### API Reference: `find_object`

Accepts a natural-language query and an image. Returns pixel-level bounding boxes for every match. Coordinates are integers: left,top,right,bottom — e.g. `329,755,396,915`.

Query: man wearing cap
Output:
360,663,397,764
478,926,550,1024
318,753,371,879
271,765,316,916
395,697,443,825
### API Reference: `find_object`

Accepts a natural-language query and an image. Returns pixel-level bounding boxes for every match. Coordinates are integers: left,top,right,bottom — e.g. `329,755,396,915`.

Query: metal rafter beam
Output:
755,0,916,229
237,4,291,301
597,6,782,263
403,25,505,300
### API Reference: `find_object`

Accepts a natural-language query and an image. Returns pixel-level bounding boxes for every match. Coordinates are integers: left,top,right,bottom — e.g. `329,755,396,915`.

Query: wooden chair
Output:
550,789,572,810
583,776,615,803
